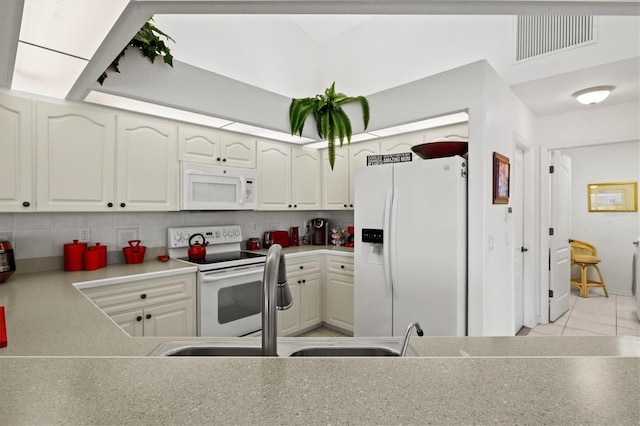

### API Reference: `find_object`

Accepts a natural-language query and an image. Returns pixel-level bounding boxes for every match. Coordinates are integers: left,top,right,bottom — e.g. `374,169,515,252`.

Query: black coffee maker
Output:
311,218,329,245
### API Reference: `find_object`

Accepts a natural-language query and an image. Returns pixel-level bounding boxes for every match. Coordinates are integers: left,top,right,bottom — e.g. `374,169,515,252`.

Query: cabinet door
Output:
220,132,256,168
143,299,195,337
379,133,419,160
300,272,322,329
325,273,354,332
117,115,178,211
0,93,34,212
292,146,321,210
178,123,222,164
277,282,301,336
321,148,349,209
37,101,116,211
110,310,145,337
257,140,292,210
349,141,380,209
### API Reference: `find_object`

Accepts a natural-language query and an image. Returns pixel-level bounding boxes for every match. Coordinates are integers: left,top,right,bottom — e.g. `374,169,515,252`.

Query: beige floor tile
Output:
568,308,616,326
617,295,637,306
572,296,616,316
562,326,611,337
617,304,639,320
553,310,571,326
617,317,640,331
565,317,616,335
617,326,640,337
528,330,557,337
530,322,564,336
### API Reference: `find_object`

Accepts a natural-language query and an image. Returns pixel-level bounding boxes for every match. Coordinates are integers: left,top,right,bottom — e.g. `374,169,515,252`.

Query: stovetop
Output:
177,251,265,265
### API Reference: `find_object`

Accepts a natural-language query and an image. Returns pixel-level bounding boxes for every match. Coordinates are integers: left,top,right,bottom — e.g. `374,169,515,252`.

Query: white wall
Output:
563,141,639,295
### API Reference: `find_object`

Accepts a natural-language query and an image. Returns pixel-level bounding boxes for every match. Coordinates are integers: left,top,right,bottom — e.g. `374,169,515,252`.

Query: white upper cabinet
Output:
36,101,116,212
116,115,178,211
257,140,292,210
257,140,321,210
379,132,420,159
220,132,256,168
321,146,352,210
178,124,256,168
292,146,322,210
0,93,34,212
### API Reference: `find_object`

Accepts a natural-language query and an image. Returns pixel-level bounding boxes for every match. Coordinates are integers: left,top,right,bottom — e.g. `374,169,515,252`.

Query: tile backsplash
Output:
0,210,354,260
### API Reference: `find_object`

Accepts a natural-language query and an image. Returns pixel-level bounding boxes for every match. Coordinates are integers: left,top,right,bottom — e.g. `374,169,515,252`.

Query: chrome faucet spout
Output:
400,321,424,357
262,244,293,356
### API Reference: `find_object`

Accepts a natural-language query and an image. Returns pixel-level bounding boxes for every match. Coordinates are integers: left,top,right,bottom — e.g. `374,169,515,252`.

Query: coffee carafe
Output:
311,218,329,245
290,227,300,246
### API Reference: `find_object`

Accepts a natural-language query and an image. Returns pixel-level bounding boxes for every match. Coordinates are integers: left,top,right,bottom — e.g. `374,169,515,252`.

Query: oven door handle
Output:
201,268,263,283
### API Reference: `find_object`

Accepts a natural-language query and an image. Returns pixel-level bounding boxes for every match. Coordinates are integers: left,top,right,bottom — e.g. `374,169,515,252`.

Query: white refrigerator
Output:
354,156,467,337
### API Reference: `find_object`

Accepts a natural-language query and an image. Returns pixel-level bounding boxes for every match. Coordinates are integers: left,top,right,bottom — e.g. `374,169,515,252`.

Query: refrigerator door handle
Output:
383,189,393,297
390,190,398,298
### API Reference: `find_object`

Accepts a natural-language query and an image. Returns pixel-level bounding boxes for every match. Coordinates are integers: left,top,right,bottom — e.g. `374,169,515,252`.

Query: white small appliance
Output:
168,225,266,337
354,156,467,337
180,162,257,210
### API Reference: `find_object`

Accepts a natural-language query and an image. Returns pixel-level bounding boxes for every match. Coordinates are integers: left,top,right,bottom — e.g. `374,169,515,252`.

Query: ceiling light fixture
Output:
572,86,614,105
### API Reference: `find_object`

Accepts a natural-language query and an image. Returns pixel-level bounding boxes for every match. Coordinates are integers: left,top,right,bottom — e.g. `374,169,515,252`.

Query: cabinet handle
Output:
216,157,221,161
349,204,353,208
222,158,227,162
341,265,345,269
120,203,126,208
22,201,30,207
343,204,347,208
288,204,292,208
302,279,306,283
136,316,142,322
140,294,147,299
298,280,302,284
299,265,303,269
146,314,152,319
294,204,297,208
107,202,113,208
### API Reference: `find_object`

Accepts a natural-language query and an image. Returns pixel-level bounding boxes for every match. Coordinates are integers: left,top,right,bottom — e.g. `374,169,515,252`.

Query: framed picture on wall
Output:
493,152,510,204
588,181,638,212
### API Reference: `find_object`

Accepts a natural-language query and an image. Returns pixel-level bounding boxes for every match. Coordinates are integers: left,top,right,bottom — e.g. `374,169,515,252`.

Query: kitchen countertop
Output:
1,251,639,425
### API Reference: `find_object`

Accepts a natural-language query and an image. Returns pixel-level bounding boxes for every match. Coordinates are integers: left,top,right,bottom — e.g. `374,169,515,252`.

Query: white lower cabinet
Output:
277,255,322,336
324,255,354,333
81,273,196,337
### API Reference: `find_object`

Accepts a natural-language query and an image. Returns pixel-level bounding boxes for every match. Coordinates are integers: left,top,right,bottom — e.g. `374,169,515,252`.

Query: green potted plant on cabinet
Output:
289,82,370,169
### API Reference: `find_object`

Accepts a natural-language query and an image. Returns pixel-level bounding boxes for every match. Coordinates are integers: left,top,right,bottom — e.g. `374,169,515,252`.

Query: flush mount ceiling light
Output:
572,86,615,105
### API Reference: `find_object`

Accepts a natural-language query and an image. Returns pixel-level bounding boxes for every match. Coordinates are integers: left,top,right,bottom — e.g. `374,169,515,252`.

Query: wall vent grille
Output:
515,15,596,62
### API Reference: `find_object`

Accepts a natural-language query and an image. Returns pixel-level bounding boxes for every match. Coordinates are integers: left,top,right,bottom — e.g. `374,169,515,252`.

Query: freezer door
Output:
391,156,467,337
353,163,393,336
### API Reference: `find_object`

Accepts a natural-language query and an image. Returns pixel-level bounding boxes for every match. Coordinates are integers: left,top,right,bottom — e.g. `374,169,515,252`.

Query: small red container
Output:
92,243,107,268
83,248,100,271
123,240,146,264
64,240,87,271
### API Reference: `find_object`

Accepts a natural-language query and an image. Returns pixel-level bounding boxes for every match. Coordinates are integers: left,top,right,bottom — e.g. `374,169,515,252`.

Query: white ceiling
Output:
1,0,639,130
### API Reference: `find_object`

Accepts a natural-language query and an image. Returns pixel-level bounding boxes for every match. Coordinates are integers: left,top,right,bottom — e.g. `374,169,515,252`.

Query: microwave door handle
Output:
240,179,246,205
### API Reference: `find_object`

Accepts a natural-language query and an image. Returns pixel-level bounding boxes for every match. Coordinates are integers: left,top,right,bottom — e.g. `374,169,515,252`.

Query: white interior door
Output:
513,148,525,334
549,151,571,321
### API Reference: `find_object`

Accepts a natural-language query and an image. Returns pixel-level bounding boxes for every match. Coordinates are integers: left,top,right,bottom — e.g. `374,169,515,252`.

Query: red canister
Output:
83,247,100,271
93,243,107,268
64,240,87,271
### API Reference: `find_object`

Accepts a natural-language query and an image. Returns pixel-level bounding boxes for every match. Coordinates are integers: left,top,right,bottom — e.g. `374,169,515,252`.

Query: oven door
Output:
198,264,264,337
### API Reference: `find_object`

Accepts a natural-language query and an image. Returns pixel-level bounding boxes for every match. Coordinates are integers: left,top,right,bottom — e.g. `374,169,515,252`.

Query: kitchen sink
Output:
148,338,417,357
288,347,400,357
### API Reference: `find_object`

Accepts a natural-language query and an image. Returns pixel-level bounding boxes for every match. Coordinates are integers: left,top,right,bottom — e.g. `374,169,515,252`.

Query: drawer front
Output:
286,256,322,276
326,255,354,276
83,274,195,314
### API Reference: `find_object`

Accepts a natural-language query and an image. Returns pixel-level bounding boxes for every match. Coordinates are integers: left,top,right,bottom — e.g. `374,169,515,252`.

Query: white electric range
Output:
167,225,266,337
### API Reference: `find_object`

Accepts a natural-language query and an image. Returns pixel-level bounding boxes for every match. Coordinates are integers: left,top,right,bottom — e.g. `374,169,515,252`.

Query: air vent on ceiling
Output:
515,15,596,62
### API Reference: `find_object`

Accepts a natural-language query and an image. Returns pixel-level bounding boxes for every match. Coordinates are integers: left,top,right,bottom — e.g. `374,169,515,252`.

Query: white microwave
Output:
180,162,257,210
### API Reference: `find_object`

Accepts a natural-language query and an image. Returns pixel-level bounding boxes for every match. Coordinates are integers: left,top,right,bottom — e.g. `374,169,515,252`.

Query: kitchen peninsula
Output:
1,259,639,425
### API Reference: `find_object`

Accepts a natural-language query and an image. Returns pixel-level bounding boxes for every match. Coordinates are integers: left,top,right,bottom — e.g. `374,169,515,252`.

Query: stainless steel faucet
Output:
261,244,293,356
400,322,424,356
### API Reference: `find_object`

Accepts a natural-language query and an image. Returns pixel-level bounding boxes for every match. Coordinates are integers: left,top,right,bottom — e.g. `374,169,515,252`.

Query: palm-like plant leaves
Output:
289,82,370,169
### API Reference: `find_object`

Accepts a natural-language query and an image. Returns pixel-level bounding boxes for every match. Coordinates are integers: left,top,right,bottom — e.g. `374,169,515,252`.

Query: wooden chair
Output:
570,239,609,298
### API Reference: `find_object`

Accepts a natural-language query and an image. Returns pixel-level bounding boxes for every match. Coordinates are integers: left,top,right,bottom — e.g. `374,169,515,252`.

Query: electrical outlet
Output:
251,222,258,233
268,222,280,230
79,228,91,242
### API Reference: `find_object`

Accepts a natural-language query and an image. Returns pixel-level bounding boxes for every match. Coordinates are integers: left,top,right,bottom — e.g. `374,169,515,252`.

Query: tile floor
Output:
299,288,640,338
527,288,640,337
